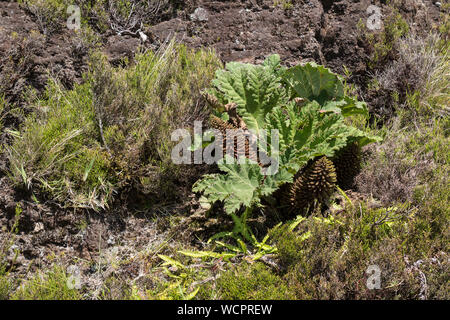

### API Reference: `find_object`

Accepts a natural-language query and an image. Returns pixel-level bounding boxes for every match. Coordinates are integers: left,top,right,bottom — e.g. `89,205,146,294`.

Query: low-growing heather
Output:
19,0,188,36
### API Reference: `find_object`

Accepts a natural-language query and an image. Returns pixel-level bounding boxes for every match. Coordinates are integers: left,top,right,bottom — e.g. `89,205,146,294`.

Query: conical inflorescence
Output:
332,142,361,190
282,156,337,215
210,115,237,132
209,115,259,163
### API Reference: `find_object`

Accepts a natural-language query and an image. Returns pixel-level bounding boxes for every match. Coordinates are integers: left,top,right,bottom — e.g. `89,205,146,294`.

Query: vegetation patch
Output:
0,0,448,301
6,41,221,209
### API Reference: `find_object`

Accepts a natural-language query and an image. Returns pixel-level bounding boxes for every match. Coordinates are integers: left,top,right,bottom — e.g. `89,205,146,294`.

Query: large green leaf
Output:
264,101,351,171
322,96,369,117
283,62,344,104
209,56,286,133
193,156,292,214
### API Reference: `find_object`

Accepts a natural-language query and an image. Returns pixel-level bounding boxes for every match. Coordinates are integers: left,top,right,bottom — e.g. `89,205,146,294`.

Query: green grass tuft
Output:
6,41,221,210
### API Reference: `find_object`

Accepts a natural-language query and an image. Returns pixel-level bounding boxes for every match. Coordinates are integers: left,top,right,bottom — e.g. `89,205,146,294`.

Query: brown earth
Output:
149,0,440,82
0,0,445,282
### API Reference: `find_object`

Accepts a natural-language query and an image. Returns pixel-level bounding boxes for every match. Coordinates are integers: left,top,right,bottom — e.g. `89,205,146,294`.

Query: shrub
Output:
0,30,45,104
19,0,72,36
360,9,410,69
355,122,438,205
357,29,449,207
373,33,448,116
17,0,186,38
102,0,174,34
6,41,221,209
268,202,447,299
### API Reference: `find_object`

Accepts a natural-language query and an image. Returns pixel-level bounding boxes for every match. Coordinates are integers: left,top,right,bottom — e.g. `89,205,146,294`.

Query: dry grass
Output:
355,119,438,205
375,34,444,100
369,32,449,119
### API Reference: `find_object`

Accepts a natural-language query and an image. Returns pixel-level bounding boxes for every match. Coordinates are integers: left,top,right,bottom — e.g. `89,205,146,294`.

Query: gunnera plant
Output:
193,55,381,233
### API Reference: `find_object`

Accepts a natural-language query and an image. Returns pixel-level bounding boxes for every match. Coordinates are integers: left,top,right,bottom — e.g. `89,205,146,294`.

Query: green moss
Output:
216,262,294,300
269,224,305,267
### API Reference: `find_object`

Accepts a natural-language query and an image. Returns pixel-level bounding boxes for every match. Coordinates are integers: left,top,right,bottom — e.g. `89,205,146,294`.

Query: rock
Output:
105,35,140,63
107,236,115,245
190,7,209,22
434,2,441,7
138,31,148,43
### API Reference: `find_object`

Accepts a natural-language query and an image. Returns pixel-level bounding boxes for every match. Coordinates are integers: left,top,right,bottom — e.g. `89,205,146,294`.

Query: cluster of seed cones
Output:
332,142,362,190
284,156,337,214
209,110,260,163
280,142,362,216
204,93,362,216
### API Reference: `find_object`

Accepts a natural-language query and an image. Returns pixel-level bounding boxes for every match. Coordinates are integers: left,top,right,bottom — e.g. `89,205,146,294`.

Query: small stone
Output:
138,31,148,43
190,8,209,22
435,2,441,7
107,236,115,245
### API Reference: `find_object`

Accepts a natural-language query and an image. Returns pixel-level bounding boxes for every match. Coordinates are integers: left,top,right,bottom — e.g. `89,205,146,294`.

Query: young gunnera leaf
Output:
283,62,344,104
208,55,286,133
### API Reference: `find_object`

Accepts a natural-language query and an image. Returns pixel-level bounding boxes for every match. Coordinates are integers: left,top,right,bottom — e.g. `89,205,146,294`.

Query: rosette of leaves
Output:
193,56,381,224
